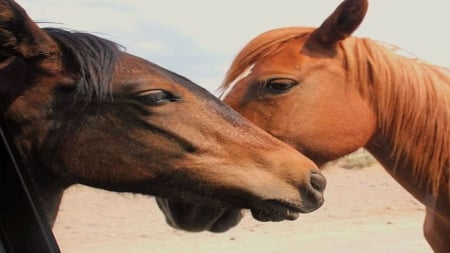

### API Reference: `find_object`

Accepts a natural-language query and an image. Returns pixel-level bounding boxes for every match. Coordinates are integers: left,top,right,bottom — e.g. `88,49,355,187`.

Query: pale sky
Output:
20,0,450,93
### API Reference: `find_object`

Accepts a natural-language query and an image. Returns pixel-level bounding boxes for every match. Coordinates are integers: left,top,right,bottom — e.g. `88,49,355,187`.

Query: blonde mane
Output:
220,27,450,195
346,37,450,194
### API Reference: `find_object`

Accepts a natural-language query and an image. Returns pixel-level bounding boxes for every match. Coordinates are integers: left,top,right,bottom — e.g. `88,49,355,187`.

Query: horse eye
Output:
264,78,297,94
136,89,180,105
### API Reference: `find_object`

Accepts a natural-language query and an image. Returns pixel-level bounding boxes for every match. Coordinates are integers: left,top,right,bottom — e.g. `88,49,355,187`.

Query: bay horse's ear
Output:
306,0,368,51
0,0,58,69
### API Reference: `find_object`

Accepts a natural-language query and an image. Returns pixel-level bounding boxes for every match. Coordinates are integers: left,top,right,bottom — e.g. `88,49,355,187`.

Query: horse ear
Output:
306,0,368,50
0,0,58,69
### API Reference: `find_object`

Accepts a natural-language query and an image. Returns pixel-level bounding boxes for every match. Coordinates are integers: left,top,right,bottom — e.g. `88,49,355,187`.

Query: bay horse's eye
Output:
136,89,180,105
264,78,298,94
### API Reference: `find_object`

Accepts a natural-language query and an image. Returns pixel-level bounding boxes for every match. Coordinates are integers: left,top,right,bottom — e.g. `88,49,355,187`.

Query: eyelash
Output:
136,90,180,105
262,78,298,94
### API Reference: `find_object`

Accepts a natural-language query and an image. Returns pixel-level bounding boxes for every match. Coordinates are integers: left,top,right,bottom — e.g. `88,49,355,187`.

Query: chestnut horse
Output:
0,0,326,232
221,0,449,252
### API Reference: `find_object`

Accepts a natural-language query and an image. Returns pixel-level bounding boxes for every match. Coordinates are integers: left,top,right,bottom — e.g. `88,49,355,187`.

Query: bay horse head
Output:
221,0,450,251
0,0,326,232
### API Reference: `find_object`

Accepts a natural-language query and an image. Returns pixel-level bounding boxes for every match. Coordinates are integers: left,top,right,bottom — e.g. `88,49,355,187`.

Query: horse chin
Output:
206,208,244,233
155,198,244,233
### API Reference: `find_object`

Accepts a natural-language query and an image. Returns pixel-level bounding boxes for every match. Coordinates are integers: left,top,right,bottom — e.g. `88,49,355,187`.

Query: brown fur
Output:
1,0,327,234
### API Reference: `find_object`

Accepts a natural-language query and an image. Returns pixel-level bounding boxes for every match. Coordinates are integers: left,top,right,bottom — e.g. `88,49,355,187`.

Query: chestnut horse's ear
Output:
306,0,368,50
0,0,57,69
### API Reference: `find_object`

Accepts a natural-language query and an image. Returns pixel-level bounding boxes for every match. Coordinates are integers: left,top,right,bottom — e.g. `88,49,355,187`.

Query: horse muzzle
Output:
250,170,326,222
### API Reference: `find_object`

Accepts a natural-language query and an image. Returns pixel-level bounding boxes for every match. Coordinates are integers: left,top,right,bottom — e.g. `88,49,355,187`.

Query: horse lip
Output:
250,199,304,222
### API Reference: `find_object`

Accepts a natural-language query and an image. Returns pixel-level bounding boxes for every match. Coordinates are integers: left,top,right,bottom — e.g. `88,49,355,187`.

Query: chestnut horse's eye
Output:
136,89,180,105
263,78,298,94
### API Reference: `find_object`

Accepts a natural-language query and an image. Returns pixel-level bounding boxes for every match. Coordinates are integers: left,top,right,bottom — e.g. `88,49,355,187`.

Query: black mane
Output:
43,28,121,102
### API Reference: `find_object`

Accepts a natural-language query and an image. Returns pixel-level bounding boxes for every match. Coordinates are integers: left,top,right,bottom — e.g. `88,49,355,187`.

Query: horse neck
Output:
30,166,70,226
356,40,450,211
366,139,450,216
14,135,71,226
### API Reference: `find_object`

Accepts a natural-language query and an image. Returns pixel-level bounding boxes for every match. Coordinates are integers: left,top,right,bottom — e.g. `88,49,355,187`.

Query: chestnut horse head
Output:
221,0,449,251
222,0,374,166
0,0,326,231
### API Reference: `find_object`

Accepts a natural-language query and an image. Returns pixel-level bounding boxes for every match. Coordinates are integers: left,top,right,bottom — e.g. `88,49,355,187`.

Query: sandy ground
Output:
52,164,432,253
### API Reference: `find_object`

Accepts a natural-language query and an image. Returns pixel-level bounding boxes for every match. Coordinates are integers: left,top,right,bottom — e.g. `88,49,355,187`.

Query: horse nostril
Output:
310,170,326,192
297,170,326,213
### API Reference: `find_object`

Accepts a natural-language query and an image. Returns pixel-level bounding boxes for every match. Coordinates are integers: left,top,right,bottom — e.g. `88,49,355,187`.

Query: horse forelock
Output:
220,27,313,97
43,28,121,103
219,64,254,100
343,37,450,195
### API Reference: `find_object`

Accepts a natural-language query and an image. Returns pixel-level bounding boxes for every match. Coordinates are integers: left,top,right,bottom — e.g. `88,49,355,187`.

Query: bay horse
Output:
221,0,449,252
0,0,326,233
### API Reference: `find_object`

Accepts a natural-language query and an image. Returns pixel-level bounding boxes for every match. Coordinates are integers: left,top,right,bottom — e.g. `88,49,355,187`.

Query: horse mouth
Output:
250,199,304,222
